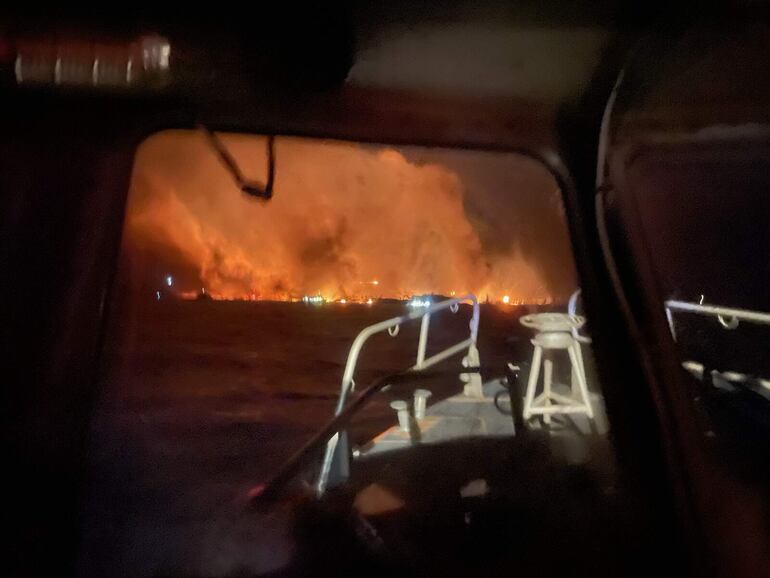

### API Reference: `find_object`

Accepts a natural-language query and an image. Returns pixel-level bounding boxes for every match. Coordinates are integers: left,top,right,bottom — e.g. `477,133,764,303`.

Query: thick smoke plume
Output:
125,132,574,302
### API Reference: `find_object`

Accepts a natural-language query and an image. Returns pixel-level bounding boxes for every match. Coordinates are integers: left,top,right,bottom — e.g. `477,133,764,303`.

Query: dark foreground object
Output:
272,434,645,578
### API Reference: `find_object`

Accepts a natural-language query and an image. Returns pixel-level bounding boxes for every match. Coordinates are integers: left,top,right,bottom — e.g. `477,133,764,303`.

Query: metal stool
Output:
522,331,594,424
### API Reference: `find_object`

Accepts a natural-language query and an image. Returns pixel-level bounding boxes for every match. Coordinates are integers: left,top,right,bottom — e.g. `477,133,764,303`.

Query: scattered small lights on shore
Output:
303,295,325,304
154,289,558,307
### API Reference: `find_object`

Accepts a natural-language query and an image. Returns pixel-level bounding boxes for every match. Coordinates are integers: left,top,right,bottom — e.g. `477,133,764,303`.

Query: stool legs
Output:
571,341,588,394
523,345,542,419
568,342,594,419
543,357,553,424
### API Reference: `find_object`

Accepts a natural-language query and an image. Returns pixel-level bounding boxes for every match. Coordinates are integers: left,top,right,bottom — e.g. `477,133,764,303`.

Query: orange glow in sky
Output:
125,132,576,303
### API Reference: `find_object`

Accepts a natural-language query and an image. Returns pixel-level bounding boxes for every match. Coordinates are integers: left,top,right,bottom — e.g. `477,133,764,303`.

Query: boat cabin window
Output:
622,138,770,487
79,131,624,576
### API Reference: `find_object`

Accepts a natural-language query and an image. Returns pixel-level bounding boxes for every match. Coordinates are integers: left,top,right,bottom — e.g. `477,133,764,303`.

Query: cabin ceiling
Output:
3,1,768,147
349,23,608,103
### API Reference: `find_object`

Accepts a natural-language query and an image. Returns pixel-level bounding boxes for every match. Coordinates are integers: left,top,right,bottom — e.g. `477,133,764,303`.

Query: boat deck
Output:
355,374,611,470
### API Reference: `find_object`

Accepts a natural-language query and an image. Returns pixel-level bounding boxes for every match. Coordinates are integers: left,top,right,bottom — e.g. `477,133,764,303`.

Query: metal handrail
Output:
317,294,480,494
334,294,480,414
665,299,770,341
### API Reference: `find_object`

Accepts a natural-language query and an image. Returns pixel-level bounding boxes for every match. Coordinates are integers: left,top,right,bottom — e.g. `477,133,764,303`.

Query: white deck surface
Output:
355,377,609,466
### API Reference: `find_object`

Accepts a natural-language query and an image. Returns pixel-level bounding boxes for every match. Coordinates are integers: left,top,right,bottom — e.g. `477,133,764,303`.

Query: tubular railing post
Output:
470,299,480,343
665,307,677,341
316,433,339,495
416,312,431,368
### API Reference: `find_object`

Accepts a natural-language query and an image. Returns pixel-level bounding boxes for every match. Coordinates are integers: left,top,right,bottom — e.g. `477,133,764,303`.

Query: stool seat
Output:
531,331,574,349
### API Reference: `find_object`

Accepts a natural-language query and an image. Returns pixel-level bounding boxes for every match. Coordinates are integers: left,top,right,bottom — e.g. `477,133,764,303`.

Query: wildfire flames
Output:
125,132,574,303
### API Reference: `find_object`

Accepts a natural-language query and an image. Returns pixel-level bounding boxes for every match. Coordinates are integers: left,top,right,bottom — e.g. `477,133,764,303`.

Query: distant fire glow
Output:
126,133,577,303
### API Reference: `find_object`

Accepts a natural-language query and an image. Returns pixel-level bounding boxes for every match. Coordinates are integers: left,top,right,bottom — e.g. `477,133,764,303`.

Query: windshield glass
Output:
78,131,625,576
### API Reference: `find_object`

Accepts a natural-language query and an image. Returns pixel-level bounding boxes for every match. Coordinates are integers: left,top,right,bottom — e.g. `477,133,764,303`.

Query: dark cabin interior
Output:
1,2,769,576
